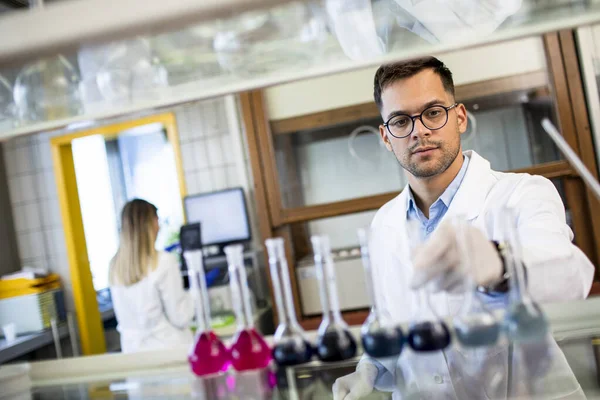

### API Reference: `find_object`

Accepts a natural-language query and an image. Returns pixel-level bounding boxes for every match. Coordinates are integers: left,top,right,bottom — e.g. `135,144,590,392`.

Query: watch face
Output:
180,223,202,251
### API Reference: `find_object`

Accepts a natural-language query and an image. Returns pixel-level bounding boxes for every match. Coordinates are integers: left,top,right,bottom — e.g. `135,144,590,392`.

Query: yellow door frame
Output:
50,112,187,355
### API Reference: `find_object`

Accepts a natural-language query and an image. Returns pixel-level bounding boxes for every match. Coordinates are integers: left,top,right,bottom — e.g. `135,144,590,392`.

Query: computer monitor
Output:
184,188,251,252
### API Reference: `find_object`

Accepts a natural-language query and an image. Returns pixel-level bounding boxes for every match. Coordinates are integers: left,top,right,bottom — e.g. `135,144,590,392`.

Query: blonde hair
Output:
109,199,159,286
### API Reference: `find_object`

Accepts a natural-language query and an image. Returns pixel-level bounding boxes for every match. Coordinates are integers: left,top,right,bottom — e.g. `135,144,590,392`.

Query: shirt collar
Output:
406,154,470,215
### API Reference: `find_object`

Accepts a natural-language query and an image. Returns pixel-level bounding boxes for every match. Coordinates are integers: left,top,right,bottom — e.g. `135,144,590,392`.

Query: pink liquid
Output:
188,330,231,376
229,328,272,371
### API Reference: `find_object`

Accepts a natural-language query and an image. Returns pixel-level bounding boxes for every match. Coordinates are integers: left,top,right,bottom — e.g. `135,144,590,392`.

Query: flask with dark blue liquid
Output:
406,291,451,352
404,220,451,353
452,219,500,348
501,208,548,343
357,228,404,358
311,235,357,362
265,237,313,367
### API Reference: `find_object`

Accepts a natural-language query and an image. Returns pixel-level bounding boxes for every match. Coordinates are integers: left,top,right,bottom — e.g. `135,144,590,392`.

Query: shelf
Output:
0,1,599,139
0,323,69,364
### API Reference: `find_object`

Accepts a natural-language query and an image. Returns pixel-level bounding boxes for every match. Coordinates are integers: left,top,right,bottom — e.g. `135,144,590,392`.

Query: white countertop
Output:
10,297,600,388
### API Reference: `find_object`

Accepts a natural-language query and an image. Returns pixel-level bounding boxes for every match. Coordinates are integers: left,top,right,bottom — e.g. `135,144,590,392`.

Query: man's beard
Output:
394,138,460,178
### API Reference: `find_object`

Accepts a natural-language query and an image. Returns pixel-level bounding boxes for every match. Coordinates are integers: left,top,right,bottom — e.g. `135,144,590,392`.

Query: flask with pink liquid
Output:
181,223,230,376
225,244,272,371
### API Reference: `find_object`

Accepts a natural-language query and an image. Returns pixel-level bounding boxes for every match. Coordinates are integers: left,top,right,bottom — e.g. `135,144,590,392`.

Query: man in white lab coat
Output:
333,57,595,399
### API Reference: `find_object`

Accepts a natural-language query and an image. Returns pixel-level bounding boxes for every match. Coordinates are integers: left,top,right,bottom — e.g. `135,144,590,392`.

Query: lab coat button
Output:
434,375,443,384
427,226,433,233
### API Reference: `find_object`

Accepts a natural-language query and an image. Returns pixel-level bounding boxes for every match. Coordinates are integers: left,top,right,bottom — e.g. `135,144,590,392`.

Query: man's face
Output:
378,69,467,178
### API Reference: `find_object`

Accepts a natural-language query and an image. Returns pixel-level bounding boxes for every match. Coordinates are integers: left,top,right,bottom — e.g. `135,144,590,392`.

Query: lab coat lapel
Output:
444,150,495,222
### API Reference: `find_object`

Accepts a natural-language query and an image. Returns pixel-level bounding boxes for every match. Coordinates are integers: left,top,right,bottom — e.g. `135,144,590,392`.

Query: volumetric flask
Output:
311,235,357,362
501,208,548,343
266,237,313,366
452,219,500,347
405,221,451,352
357,227,404,358
225,244,272,371
181,224,230,376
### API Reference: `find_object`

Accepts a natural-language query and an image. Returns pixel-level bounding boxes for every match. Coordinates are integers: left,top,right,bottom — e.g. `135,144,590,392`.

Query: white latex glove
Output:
409,221,503,292
333,361,378,400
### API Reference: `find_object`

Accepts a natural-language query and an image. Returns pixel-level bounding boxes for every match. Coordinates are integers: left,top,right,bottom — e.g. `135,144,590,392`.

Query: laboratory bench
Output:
2,298,599,399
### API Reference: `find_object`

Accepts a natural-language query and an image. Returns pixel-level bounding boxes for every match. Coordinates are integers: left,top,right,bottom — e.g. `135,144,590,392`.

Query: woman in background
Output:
110,199,194,353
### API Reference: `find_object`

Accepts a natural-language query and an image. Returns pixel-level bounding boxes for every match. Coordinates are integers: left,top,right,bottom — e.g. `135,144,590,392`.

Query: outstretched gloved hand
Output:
409,221,503,292
333,361,379,400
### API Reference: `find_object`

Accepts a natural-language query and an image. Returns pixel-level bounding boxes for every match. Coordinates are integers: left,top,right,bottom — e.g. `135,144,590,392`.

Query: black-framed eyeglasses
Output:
383,103,458,139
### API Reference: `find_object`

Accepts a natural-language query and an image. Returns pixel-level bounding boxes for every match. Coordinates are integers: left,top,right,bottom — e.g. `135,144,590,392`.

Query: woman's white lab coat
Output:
111,251,194,353
366,150,595,399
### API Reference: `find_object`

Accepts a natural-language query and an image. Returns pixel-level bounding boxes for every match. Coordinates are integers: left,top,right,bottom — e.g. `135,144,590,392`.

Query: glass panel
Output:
461,85,562,171
0,0,597,138
276,121,406,208
276,72,562,208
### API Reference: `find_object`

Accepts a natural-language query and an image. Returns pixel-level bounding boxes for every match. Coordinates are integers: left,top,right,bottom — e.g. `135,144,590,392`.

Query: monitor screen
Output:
184,188,251,246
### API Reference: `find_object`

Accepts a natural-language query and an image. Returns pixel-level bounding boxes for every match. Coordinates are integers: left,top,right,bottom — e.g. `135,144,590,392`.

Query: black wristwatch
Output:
477,241,510,294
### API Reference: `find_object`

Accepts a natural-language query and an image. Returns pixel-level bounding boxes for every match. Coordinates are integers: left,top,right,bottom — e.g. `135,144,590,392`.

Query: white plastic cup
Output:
3,322,17,342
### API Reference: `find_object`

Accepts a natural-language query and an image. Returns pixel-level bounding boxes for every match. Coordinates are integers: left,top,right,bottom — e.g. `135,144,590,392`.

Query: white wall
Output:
1,96,253,311
265,37,546,120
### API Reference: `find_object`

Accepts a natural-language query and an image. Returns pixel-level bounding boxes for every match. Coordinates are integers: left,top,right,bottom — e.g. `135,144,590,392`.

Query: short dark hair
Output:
373,57,455,111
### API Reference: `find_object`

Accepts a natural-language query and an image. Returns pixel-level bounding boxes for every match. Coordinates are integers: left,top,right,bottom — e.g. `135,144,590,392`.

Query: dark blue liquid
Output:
505,303,548,342
361,327,404,358
407,321,451,352
455,321,500,347
272,340,314,366
316,330,357,362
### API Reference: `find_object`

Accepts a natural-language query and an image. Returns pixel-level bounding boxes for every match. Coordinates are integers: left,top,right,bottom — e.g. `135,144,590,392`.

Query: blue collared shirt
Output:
406,155,470,239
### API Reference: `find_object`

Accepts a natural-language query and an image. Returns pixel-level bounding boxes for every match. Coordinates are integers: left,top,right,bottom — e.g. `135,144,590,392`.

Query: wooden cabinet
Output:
242,31,600,328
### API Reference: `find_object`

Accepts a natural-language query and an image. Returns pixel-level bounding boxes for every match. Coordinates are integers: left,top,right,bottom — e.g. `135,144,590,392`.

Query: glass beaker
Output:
184,247,230,376
265,237,313,366
311,235,357,362
0,74,15,129
357,227,404,358
13,0,82,123
225,244,272,371
452,219,501,347
405,221,451,352
213,2,327,77
95,38,168,103
13,55,82,123
501,208,548,342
